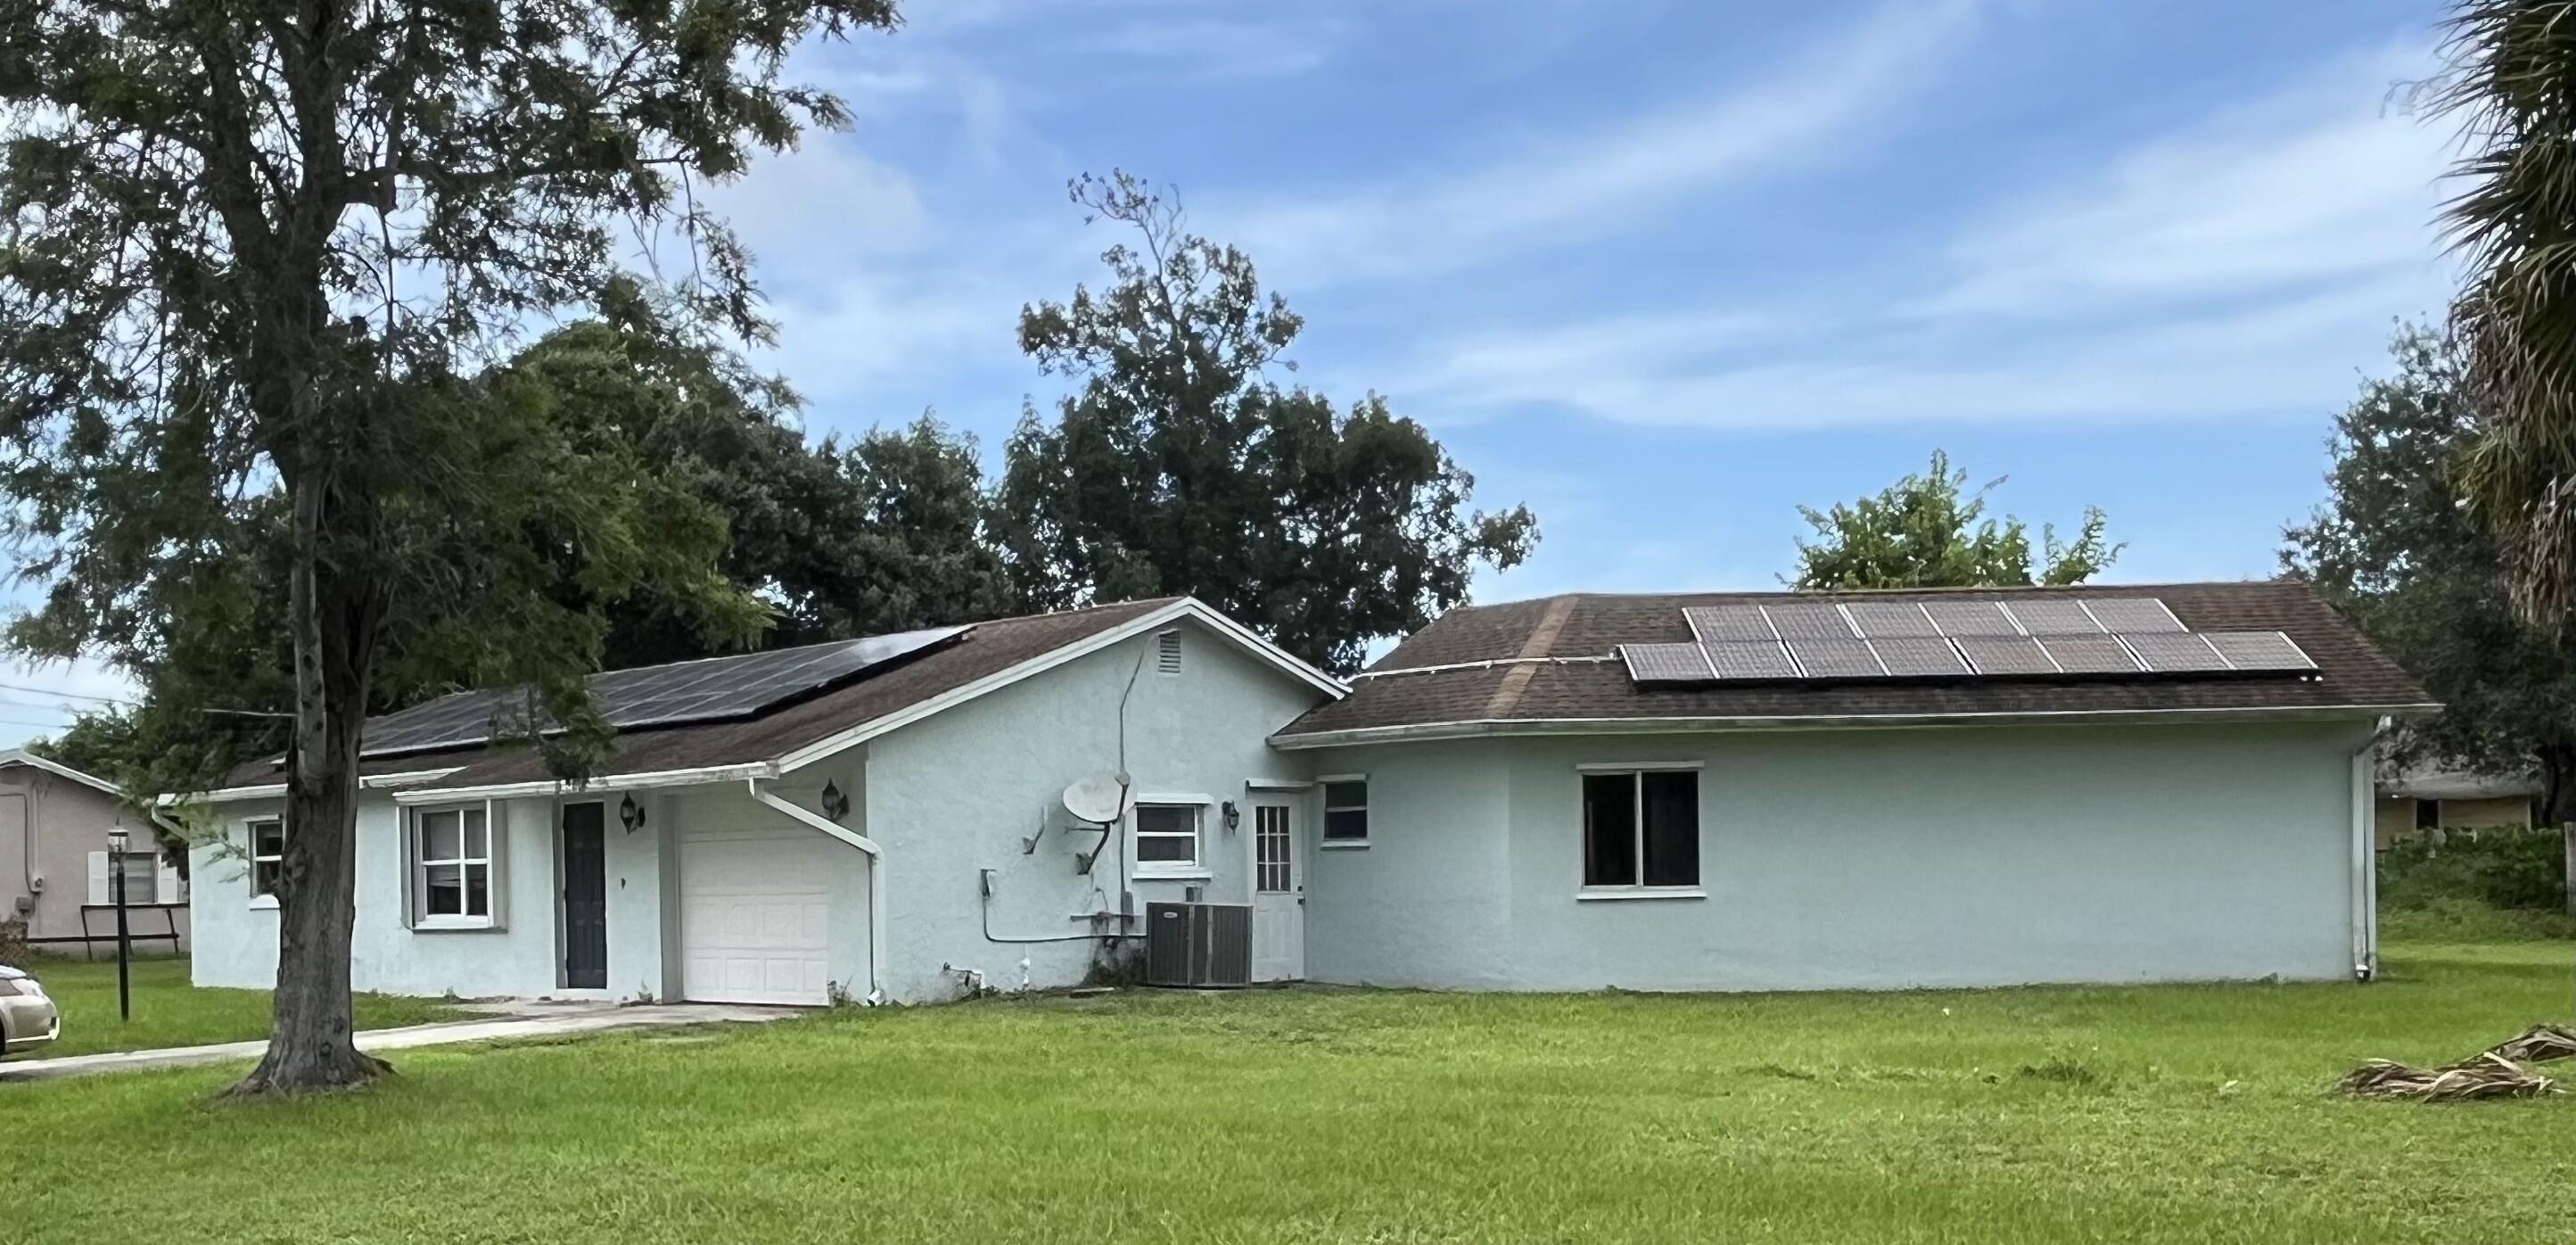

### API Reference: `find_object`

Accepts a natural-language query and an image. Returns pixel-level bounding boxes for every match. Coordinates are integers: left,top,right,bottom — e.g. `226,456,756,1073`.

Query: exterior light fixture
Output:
618,794,646,834
1221,801,1240,831
819,780,850,823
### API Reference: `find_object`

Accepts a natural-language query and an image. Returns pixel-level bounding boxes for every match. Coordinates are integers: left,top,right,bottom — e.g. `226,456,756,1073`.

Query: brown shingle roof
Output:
1277,581,2432,740
221,598,1181,791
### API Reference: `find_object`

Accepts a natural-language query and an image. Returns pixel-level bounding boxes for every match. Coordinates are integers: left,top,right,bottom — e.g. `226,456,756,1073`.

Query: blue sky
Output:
0,0,2462,745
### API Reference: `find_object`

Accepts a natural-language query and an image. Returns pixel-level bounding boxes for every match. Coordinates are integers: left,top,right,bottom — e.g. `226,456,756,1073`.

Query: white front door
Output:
679,826,835,1005
1250,801,1304,981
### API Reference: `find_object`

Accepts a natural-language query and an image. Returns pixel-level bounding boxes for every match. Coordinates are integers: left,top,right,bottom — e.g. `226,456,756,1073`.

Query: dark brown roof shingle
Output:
1279,581,2432,739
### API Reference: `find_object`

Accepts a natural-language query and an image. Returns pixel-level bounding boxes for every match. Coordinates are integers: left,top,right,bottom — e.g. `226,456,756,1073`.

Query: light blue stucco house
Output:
178,581,2433,1005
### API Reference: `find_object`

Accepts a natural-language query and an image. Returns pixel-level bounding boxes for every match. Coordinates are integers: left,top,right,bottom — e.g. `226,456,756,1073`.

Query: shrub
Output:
2379,827,2569,913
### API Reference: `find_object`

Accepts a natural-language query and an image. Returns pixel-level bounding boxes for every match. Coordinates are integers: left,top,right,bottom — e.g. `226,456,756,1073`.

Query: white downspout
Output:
2350,716,2393,981
746,778,887,1005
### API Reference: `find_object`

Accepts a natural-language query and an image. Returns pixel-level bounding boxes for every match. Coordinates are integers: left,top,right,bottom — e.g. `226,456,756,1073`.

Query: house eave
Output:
164,767,468,806
1266,702,2446,750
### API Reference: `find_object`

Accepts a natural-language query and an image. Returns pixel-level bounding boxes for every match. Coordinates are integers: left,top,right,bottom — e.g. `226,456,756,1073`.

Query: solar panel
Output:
2037,633,2141,674
360,625,968,757
1953,634,2060,676
2203,630,2317,672
1870,637,1971,677
1683,604,1776,642
1843,600,1942,639
2081,598,2185,633
1922,599,2022,637
1764,602,1858,640
1703,640,1800,680
2121,631,2227,673
1786,638,1886,679
1620,643,1716,684
2003,599,2103,634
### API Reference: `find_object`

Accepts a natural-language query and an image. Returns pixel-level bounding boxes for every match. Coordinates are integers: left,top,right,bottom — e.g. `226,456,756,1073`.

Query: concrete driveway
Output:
0,1001,798,1084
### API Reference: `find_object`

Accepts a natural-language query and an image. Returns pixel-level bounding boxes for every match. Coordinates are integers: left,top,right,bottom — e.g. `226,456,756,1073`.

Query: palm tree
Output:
2424,0,2575,628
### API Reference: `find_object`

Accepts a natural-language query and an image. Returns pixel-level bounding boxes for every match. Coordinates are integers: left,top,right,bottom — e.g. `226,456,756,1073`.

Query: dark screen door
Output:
562,802,608,989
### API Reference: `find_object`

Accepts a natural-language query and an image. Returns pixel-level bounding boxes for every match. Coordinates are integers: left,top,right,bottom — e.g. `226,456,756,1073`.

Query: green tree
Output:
512,320,1012,666
2423,0,2575,626
992,172,1537,674
1791,451,2119,590
0,0,892,1092
2283,324,2575,824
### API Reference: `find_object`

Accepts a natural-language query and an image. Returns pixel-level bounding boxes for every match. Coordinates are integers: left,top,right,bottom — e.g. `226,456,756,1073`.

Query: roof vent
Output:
1156,630,1183,676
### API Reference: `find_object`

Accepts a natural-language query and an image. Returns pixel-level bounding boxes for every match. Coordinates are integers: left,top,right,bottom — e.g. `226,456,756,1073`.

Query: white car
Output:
0,965,58,1058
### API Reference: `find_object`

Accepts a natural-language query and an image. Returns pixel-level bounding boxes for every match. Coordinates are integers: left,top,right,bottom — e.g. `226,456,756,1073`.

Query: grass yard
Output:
12,957,466,1058
6,939,2572,1244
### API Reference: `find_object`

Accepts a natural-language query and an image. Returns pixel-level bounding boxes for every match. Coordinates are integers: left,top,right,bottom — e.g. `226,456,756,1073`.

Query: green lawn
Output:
12,957,465,1058
6,940,2572,1244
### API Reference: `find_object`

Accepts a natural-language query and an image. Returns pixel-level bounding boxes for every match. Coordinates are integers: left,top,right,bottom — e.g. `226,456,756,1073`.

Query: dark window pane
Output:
1135,805,1195,836
1135,834,1195,862
1324,780,1367,809
1642,771,1700,887
253,859,282,898
2414,799,2439,830
425,863,464,916
1583,773,1637,887
465,864,490,917
253,820,284,855
1324,808,1370,840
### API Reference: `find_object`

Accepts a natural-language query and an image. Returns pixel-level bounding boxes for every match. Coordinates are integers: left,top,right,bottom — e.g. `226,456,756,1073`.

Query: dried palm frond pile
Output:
2339,1053,2557,1101
2338,1022,2576,1101
2483,1023,2576,1065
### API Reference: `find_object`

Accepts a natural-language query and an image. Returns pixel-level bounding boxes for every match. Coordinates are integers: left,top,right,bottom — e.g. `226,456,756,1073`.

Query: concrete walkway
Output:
0,1002,800,1084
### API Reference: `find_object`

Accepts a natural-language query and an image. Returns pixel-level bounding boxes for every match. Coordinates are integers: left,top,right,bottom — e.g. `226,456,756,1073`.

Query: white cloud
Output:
1368,37,2457,431
1080,16,1342,81
1917,43,2448,320
1216,0,1985,286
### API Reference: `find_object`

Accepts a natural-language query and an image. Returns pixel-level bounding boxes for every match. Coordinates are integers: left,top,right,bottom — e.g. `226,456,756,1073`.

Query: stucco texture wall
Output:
1303,720,2374,992
0,764,182,953
864,619,1323,1002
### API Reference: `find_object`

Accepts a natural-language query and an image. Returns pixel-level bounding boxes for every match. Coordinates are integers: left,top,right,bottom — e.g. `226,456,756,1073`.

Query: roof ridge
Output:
1444,579,2300,612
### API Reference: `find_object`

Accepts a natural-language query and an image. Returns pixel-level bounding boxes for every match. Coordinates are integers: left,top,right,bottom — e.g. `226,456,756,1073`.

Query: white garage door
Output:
680,827,835,1005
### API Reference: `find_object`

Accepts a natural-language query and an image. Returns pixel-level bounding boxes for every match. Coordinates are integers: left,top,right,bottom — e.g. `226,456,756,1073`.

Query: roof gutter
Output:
1269,702,2446,749
745,776,885,1006
384,763,775,806
163,767,469,807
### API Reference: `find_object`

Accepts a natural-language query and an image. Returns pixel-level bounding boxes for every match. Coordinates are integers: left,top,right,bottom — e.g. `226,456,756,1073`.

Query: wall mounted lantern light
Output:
618,793,646,834
819,780,851,823
1221,800,1240,832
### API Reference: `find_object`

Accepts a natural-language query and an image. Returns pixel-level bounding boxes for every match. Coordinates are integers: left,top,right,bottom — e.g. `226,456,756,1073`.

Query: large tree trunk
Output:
228,470,390,1095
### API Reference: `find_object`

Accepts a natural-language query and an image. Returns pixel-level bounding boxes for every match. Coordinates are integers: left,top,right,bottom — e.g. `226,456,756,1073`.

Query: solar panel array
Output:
362,625,968,757
1618,596,2318,688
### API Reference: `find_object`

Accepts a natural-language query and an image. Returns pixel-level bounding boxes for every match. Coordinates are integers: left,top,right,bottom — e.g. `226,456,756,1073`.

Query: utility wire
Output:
0,680,136,705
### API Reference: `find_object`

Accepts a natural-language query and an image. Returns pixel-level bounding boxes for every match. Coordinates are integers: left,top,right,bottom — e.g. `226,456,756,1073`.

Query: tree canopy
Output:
2284,324,2574,824
1790,451,2119,590
992,172,1537,675
2423,0,2576,627
0,0,894,1092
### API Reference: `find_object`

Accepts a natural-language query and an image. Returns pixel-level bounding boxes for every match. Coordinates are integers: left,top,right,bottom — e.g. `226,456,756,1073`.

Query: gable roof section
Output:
0,748,128,801
1274,581,2434,746
206,598,1343,799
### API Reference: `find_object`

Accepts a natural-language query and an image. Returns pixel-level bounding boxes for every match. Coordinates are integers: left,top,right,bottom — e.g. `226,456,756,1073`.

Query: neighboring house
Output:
178,581,2431,1004
2373,760,2540,846
0,749,188,955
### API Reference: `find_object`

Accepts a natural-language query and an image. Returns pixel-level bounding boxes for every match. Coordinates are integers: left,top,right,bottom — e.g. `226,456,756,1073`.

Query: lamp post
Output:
106,825,131,1023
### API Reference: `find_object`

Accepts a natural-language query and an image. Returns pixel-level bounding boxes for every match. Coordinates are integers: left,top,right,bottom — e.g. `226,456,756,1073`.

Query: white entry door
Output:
1251,801,1304,981
680,826,835,1005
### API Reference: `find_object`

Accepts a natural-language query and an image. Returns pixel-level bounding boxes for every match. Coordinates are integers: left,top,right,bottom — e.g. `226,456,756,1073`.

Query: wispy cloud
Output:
1216,0,1986,286
1370,37,2455,431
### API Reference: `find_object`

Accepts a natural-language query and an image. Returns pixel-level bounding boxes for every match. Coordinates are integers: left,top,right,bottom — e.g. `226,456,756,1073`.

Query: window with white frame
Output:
1580,767,1700,891
1322,778,1370,843
409,804,497,928
1132,804,1202,874
249,819,285,901
117,852,159,903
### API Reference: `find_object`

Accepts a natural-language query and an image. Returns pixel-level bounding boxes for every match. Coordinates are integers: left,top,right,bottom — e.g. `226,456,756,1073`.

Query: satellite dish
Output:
1060,775,1132,825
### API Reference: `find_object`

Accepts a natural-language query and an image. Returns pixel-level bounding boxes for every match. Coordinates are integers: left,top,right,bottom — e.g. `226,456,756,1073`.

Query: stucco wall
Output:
192,787,761,1002
863,618,1324,1002
1303,720,2374,992
0,763,184,953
